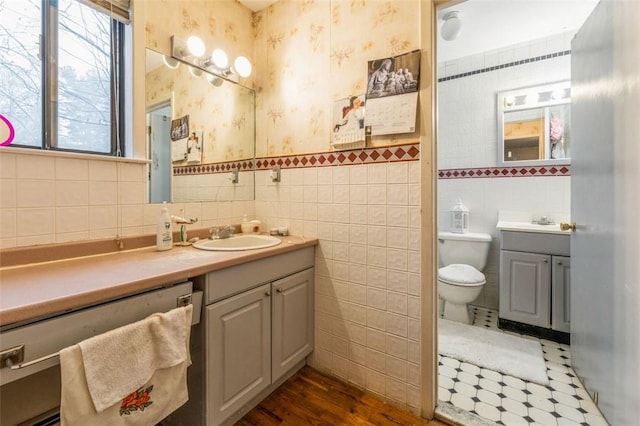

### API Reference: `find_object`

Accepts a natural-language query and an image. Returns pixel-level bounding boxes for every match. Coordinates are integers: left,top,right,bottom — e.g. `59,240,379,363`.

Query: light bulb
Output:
207,73,223,87
211,49,229,69
233,56,252,78
189,66,203,78
187,36,205,57
162,55,180,69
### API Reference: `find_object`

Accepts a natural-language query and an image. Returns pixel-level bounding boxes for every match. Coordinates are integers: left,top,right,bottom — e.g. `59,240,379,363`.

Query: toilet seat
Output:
439,264,485,286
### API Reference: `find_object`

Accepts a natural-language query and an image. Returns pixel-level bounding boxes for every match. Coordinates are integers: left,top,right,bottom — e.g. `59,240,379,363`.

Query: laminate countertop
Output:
0,235,317,328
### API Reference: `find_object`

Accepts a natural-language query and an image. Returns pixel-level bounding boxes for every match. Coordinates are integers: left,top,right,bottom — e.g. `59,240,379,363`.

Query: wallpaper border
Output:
438,165,571,179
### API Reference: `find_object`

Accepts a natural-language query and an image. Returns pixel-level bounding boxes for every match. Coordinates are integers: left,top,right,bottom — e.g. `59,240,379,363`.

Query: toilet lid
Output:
439,264,485,285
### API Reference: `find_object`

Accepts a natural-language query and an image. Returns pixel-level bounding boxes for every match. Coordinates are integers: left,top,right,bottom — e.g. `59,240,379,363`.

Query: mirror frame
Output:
497,81,571,167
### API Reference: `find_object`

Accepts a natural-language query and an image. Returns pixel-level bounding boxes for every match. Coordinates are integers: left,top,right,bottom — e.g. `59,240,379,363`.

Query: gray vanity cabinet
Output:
551,256,571,333
271,268,314,383
500,250,551,328
206,283,272,426
499,231,570,335
204,247,315,426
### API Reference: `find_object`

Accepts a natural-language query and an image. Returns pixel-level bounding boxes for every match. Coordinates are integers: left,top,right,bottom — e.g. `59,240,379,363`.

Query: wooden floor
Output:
235,366,447,426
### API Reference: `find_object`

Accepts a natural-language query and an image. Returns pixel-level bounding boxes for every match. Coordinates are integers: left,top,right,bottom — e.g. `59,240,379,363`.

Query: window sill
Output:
0,146,150,164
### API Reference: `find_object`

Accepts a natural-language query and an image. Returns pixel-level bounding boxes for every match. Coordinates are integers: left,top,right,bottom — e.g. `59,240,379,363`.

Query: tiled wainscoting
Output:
254,143,422,412
438,307,608,426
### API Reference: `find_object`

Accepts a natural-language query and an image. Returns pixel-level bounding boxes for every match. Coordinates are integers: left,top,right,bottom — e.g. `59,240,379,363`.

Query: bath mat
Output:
438,319,549,386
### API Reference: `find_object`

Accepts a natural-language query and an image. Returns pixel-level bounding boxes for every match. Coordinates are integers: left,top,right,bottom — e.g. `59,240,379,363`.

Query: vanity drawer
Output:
205,246,315,304
501,231,570,256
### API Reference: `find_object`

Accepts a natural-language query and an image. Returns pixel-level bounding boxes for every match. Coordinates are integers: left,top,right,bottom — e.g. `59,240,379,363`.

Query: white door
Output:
570,1,640,423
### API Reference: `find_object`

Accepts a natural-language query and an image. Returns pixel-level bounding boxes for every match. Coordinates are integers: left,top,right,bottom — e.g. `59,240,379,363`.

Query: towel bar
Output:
6,349,59,370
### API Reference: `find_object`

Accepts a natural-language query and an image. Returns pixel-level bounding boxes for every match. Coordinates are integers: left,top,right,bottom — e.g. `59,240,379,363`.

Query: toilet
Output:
438,231,492,324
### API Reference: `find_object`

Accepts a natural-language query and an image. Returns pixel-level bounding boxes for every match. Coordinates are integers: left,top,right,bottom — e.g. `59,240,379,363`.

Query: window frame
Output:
10,0,126,156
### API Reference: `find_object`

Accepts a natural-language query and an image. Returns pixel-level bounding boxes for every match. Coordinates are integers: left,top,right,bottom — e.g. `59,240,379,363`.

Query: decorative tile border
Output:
438,165,570,179
172,143,419,175
173,159,254,176
438,50,571,83
256,143,419,170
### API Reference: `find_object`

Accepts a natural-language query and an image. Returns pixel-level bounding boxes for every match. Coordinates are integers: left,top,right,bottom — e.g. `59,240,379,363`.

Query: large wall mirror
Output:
145,48,255,203
498,81,571,166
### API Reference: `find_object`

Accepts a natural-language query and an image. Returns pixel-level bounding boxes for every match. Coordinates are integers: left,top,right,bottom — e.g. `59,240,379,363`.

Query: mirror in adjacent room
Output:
498,81,571,166
145,48,256,203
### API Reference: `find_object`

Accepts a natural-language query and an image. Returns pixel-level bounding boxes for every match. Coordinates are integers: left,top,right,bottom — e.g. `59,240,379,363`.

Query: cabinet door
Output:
206,283,271,426
272,268,314,383
500,250,551,328
551,256,571,333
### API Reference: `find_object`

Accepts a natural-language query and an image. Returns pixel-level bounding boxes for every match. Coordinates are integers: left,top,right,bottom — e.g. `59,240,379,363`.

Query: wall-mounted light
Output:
441,11,462,41
171,35,252,79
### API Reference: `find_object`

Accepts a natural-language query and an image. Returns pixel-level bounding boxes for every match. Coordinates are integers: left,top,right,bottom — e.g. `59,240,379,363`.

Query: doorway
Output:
147,104,172,203
433,1,606,425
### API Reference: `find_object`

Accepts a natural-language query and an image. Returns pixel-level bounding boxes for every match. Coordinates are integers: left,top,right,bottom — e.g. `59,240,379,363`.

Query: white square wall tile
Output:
386,312,408,337
367,163,386,183
387,162,408,184
386,356,407,381
90,205,118,230
1,209,17,238
16,155,55,179
349,185,367,205
366,307,386,331
0,153,17,178
367,185,387,205
119,162,146,182
55,207,89,233
89,160,118,181
17,180,54,208
387,292,408,315
366,348,387,373
55,158,88,180
350,165,367,184
0,179,16,208
367,288,387,310
349,204,368,225
317,167,333,185
332,166,349,184
16,208,54,236
56,181,89,207
387,184,409,205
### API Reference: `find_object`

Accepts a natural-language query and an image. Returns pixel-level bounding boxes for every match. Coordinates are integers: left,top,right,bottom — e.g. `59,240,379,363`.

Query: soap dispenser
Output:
241,214,253,234
450,198,469,234
157,202,173,251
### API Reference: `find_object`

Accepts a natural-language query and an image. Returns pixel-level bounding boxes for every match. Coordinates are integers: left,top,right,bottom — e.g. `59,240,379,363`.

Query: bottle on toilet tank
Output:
450,198,469,234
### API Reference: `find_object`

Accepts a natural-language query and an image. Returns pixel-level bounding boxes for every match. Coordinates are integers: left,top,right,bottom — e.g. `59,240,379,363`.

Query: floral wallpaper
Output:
145,0,422,159
146,62,255,163
254,0,421,157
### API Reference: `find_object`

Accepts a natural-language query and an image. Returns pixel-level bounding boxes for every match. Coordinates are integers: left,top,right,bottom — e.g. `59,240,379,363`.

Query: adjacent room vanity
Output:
496,215,571,343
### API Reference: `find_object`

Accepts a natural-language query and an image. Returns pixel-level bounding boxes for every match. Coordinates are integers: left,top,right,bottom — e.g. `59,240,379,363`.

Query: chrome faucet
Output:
210,225,235,239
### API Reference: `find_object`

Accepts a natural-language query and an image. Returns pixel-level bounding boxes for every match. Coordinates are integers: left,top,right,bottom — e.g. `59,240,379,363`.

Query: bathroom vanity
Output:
0,235,316,426
496,219,571,343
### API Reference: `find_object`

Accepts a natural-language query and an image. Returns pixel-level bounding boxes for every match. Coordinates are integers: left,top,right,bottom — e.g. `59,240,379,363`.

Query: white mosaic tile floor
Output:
438,307,609,425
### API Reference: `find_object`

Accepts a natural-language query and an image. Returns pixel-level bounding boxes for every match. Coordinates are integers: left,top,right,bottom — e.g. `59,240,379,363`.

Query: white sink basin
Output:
496,221,570,235
192,235,282,251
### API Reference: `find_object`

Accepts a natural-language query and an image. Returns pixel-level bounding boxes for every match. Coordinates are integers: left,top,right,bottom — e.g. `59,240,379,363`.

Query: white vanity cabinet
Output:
204,247,314,426
499,231,570,340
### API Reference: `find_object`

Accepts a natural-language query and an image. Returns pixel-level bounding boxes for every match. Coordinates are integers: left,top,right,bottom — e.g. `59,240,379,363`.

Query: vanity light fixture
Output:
171,35,253,79
441,11,462,41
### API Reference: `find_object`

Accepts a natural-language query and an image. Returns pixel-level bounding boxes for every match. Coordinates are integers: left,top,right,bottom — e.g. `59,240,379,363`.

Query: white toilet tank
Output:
438,231,492,270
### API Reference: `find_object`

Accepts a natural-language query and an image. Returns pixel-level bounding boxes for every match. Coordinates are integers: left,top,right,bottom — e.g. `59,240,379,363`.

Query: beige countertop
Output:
0,236,317,328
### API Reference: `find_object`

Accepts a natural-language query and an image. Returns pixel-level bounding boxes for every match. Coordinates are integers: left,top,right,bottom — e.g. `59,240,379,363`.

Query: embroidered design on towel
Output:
120,385,154,415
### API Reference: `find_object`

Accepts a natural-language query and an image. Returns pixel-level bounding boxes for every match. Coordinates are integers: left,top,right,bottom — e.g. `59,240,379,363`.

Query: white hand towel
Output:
60,305,192,425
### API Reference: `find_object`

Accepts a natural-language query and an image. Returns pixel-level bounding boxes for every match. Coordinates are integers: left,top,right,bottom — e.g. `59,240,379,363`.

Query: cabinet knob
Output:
560,222,577,232
543,259,548,264
276,288,283,293
265,290,271,296
557,261,563,265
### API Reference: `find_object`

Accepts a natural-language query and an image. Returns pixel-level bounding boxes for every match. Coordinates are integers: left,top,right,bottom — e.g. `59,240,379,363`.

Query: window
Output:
0,0,128,155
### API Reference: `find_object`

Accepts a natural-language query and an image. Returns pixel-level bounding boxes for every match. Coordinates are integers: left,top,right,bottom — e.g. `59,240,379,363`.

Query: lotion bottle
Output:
157,202,173,251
